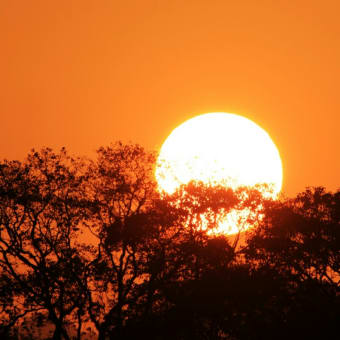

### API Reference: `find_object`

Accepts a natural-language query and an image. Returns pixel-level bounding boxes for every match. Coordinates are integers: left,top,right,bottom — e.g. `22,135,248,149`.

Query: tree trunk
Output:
52,321,70,340
52,323,62,340
97,327,106,340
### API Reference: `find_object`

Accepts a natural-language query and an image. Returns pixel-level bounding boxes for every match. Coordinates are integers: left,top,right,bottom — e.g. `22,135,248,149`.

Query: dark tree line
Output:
0,143,339,340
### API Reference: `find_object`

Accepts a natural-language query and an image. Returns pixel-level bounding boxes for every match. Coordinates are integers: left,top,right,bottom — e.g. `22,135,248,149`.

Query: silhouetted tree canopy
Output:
0,143,339,339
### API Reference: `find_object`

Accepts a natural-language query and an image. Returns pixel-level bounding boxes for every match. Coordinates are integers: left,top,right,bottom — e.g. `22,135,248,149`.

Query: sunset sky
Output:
1,0,339,196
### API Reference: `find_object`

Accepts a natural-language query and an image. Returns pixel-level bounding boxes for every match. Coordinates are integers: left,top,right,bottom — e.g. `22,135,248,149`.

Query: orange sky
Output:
1,0,339,196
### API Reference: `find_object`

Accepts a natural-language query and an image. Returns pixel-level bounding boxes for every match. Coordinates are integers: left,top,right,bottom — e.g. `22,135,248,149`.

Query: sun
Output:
155,112,283,234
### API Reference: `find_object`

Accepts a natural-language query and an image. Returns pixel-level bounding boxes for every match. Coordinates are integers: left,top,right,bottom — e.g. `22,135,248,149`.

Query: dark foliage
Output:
0,143,339,339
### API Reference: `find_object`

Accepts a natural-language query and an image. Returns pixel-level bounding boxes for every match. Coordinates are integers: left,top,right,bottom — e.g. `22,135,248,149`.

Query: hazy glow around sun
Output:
155,113,283,234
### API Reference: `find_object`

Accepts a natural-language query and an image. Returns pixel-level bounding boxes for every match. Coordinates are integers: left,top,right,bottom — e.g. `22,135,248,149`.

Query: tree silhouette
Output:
0,148,90,339
243,186,340,339
0,143,339,340
101,181,266,339
82,143,161,339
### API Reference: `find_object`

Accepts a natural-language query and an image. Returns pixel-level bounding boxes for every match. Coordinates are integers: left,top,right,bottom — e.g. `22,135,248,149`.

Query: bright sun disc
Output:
155,112,283,234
